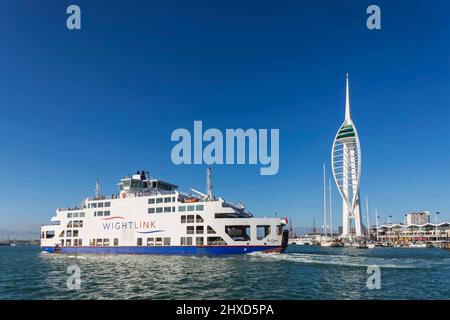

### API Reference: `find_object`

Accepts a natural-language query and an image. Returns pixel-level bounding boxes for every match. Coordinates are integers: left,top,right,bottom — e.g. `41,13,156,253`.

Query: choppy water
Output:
0,245,449,299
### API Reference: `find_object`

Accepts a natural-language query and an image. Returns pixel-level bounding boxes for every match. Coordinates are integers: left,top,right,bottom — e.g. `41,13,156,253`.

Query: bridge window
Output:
164,207,171,213
148,198,155,204
164,197,171,203
196,205,204,211
178,206,186,212
156,198,163,204
105,202,111,207
156,207,163,213
148,208,155,214
187,205,195,212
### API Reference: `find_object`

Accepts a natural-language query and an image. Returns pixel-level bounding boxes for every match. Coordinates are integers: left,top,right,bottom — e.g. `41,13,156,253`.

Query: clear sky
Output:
1,0,450,234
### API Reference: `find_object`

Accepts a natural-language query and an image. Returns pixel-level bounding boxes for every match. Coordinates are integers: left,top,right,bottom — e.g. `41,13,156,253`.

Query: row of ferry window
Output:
148,207,176,214
186,225,216,235
180,237,226,246
66,220,84,228
148,197,176,204
88,202,111,208
87,238,172,246
60,230,79,237
181,215,204,223
61,236,226,247
135,237,225,246
61,239,82,246
147,205,204,214
94,211,111,217
67,212,85,218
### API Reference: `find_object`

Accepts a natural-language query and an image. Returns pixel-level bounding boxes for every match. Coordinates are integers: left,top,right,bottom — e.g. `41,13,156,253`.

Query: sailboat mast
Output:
329,178,333,238
375,208,379,241
206,167,213,199
323,163,327,237
365,196,370,239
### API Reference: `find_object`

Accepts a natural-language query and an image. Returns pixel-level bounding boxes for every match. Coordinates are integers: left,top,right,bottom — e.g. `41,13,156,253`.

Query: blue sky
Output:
1,0,450,234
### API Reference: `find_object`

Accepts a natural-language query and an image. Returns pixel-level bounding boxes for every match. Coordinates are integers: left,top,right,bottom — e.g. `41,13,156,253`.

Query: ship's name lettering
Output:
102,221,156,230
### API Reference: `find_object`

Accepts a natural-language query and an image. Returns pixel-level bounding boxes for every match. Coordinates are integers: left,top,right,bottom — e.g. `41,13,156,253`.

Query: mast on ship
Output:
206,167,213,199
95,179,100,199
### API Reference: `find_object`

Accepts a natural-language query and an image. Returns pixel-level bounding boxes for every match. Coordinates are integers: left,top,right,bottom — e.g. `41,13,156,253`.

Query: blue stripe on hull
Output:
41,245,281,255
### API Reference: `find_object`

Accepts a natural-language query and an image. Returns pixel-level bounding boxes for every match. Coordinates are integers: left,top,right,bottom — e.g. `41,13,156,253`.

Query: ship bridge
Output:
118,171,178,196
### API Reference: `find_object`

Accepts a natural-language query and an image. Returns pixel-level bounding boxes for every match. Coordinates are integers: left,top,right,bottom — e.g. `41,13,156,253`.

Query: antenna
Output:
206,167,213,199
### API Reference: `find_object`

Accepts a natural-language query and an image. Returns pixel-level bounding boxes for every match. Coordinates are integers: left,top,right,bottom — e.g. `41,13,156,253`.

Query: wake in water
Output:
247,251,444,269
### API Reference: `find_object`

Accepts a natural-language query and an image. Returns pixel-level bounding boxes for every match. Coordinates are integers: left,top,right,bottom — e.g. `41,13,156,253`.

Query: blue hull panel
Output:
41,245,281,255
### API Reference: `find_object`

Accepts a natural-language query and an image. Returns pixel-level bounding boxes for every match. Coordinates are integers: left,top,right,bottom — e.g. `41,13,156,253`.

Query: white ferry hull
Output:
41,244,283,255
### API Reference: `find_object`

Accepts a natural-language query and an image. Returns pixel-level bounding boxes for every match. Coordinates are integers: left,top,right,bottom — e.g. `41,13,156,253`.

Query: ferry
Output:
40,169,289,255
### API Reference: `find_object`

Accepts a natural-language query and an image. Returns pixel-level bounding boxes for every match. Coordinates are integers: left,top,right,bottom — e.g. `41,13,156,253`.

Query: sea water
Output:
0,245,448,299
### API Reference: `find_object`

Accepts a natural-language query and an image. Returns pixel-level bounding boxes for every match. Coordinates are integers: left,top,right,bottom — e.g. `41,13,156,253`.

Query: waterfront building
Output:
406,211,430,225
369,222,450,242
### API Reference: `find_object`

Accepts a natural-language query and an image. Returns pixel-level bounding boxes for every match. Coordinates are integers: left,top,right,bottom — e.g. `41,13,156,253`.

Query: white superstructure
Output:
40,169,289,254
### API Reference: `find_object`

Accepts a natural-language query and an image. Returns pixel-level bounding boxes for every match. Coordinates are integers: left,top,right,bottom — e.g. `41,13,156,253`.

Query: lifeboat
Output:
184,197,199,203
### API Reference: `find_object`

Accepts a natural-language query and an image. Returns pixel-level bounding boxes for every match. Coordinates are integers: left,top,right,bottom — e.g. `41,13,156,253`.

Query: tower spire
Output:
345,73,351,121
